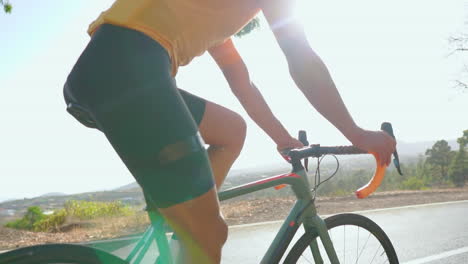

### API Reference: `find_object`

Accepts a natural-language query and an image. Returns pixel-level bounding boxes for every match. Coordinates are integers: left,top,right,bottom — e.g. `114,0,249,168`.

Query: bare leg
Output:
159,101,245,263
198,101,247,188
158,188,227,264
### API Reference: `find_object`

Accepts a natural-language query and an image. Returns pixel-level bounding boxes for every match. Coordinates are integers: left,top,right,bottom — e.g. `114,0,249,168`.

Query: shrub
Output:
33,209,67,232
401,176,426,190
5,206,45,230
64,200,134,220
5,201,136,232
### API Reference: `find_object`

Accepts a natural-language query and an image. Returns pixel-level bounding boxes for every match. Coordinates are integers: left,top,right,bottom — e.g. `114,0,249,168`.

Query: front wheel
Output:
0,244,128,264
284,213,399,263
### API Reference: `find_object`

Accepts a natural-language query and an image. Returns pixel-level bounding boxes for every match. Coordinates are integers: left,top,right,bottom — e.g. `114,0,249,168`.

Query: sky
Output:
1,0,467,201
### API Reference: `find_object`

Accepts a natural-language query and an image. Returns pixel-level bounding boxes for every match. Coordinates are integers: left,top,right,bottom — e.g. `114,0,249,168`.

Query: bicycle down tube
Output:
218,166,340,263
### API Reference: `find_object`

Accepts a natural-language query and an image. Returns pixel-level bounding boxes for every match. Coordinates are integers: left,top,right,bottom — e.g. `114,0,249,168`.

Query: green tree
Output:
425,140,453,183
5,206,45,230
24,206,45,224
457,129,468,147
448,130,468,187
1,0,12,13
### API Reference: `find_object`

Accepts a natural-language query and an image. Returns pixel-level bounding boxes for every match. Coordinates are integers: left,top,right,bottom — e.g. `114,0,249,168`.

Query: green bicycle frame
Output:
218,167,339,264
0,124,401,263
122,163,340,264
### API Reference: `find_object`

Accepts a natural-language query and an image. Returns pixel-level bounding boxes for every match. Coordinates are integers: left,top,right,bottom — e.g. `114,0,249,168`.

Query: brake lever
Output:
279,150,292,163
356,122,403,198
381,122,403,176
298,131,309,171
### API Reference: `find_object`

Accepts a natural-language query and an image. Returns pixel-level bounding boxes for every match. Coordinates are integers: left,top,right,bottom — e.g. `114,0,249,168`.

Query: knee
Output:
215,216,229,246
192,216,228,263
229,113,247,153
173,214,228,263
204,215,228,249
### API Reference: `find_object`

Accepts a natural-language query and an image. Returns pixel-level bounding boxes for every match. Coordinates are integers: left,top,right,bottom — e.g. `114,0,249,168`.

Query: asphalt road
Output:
1,200,466,263
222,200,468,264
109,200,468,263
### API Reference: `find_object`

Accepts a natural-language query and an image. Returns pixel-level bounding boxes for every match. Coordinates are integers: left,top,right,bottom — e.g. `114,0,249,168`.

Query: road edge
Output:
228,199,468,229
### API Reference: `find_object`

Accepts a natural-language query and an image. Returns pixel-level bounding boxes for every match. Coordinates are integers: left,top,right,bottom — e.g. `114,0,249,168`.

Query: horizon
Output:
0,137,462,203
1,0,467,200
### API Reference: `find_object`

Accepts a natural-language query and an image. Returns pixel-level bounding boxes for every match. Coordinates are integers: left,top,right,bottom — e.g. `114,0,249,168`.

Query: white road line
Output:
350,199,468,215
229,200,468,229
402,246,468,264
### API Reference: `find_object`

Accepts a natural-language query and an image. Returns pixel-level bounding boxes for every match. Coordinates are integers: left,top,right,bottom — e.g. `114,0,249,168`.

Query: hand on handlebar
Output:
277,137,304,150
276,137,304,162
351,129,396,167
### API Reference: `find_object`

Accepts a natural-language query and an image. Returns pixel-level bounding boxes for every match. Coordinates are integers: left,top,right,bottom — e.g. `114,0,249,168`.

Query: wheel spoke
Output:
355,226,360,264
287,214,396,264
380,257,390,264
343,225,346,263
355,232,371,262
378,249,390,264
369,244,382,263
300,253,314,263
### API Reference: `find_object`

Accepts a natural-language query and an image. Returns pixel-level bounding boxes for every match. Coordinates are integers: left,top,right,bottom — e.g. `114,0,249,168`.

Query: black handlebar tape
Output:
320,146,367,155
292,145,367,160
290,123,402,176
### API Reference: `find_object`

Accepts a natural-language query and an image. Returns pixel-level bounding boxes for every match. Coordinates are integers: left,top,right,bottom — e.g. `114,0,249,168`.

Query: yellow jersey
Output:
88,0,260,76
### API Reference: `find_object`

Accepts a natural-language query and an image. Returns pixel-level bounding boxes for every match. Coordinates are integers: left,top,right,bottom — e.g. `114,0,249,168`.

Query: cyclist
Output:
63,0,396,263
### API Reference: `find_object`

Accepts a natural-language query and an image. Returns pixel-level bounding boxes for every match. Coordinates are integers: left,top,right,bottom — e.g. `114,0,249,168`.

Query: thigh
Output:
198,100,246,148
92,82,215,209
178,89,246,147
64,24,215,208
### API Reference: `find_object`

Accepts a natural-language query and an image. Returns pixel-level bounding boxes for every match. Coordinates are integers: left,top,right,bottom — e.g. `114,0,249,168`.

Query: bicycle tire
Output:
284,213,399,263
0,243,128,264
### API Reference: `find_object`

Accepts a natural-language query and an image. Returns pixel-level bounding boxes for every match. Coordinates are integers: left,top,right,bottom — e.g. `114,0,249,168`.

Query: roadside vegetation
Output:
4,129,467,234
5,200,148,233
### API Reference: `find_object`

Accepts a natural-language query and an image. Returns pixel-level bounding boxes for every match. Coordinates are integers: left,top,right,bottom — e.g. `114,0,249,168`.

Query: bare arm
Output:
258,0,396,165
259,0,360,140
208,39,302,149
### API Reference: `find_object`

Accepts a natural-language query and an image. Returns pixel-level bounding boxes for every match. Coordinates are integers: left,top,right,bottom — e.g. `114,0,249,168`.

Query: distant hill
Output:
0,197,13,203
1,138,460,222
39,192,67,198
68,138,464,195
113,182,140,192
397,139,458,156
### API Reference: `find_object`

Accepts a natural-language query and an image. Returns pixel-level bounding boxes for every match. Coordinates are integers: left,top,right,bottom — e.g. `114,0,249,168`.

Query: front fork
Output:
291,165,340,264
302,205,340,264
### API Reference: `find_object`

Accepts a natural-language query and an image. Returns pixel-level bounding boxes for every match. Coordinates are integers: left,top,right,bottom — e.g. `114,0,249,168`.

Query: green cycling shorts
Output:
63,24,214,208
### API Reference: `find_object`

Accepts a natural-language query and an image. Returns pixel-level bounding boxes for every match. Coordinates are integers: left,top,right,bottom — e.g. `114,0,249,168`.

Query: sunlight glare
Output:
293,0,314,28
